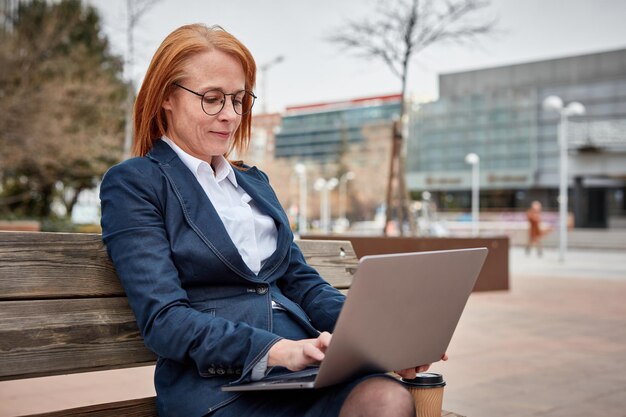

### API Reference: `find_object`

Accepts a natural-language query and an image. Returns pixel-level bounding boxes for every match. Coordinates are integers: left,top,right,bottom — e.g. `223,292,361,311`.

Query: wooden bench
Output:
0,231,463,417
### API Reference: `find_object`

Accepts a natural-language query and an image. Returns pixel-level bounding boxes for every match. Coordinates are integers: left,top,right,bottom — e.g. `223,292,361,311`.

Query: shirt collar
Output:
160,136,238,187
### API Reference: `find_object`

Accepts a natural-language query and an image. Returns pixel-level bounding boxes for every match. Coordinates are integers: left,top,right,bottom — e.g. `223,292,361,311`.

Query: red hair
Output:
133,24,256,158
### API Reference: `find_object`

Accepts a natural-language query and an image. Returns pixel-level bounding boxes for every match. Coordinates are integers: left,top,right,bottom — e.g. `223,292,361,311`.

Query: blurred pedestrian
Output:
526,201,545,256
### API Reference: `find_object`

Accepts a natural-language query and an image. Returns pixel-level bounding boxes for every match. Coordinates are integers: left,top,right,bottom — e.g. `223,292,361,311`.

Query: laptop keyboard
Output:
263,367,319,382
264,374,317,384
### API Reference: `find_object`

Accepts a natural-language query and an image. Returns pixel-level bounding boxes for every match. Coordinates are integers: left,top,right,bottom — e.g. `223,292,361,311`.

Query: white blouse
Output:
161,137,278,275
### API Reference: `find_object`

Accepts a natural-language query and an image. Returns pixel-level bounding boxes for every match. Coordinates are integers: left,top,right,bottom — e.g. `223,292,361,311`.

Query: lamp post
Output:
294,163,308,235
465,153,480,236
338,171,355,225
542,96,585,262
314,177,339,234
259,55,284,113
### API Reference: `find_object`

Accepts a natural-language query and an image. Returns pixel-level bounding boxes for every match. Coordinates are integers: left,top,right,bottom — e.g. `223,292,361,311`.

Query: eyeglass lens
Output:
201,90,255,116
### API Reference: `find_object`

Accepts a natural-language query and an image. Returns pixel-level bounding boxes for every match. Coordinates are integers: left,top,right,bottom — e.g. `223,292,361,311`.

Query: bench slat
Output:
0,232,357,299
26,396,157,417
295,239,358,289
0,232,122,299
0,297,155,381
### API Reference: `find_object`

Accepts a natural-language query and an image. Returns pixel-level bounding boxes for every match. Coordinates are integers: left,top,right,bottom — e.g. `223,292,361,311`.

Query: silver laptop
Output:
222,247,488,391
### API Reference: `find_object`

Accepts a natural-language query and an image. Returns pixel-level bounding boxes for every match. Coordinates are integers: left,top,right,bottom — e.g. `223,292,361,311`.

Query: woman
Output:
100,23,434,417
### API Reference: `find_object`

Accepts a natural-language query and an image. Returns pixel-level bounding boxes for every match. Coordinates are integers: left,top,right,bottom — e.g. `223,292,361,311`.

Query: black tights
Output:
339,377,415,417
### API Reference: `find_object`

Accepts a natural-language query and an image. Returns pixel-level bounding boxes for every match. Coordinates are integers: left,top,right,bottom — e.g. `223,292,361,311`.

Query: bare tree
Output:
328,0,496,235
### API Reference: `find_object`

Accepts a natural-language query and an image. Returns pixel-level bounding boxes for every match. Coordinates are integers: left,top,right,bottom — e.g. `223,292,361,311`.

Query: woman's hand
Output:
395,352,449,379
268,332,332,371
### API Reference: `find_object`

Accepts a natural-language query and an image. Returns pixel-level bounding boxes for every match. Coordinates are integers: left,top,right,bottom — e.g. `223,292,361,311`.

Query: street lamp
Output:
465,153,480,236
314,177,339,234
542,96,586,262
294,163,308,235
259,55,284,113
338,171,355,226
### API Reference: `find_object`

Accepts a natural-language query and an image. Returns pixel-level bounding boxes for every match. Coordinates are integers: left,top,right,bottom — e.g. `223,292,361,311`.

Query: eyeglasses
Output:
174,83,257,116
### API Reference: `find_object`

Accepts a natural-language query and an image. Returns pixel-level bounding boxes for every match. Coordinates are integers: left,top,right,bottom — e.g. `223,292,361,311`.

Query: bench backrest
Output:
0,231,358,382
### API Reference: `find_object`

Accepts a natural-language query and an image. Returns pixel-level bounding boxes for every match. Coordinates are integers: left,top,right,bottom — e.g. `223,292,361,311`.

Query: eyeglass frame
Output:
173,83,257,116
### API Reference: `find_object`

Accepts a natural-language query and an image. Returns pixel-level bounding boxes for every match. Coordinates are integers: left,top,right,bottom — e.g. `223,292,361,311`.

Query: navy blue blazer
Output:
100,140,346,416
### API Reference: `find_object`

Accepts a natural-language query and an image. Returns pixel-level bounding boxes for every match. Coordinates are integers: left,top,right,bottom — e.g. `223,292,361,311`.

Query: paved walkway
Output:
430,247,626,417
1,247,625,416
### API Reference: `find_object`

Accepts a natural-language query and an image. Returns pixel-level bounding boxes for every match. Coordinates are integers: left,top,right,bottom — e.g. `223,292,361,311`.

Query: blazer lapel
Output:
234,167,293,277
147,140,257,280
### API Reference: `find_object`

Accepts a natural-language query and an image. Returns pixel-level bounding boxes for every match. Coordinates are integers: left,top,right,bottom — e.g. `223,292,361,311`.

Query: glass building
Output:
257,94,402,223
275,95,401,161
407,48,626,228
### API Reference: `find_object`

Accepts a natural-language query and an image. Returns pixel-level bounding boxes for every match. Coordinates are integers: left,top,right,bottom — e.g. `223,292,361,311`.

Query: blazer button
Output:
217,368,226,375
207,367,216,375
256,286,268,295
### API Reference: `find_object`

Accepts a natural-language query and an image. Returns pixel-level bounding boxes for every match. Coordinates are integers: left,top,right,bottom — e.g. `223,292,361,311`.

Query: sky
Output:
88,0,626,113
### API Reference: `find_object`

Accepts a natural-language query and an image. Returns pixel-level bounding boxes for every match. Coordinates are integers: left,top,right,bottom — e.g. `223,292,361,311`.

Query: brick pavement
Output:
429,247,626,417
1,247,625,416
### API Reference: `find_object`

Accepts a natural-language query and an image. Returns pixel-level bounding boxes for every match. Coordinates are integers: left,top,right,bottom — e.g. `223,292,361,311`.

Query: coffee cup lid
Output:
401,372,446,388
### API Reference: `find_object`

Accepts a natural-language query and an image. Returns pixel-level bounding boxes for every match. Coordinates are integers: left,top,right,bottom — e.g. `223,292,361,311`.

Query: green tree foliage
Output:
0,0,126,219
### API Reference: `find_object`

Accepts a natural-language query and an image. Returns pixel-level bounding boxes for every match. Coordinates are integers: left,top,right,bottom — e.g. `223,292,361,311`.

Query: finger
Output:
441,352,449,361
395,368,417,379
317,331,332,348
417,364,431,373
302,343,325,362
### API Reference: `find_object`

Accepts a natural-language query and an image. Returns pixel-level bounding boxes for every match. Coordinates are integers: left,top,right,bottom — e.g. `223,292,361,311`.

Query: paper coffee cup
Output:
401,373,446,417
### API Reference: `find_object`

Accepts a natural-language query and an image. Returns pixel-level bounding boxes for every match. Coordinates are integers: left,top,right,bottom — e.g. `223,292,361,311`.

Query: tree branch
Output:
326,0,497,236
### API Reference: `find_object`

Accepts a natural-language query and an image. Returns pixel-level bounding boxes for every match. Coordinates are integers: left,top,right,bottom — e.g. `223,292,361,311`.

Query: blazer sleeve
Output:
279,241,347,332
100,160,281,379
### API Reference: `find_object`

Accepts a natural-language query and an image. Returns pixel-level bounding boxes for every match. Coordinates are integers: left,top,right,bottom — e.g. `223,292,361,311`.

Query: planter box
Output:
303,235,509,292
